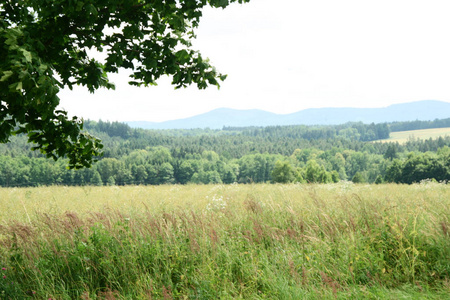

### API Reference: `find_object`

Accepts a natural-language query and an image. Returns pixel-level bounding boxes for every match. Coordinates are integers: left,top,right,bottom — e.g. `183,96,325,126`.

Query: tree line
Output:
389,117,450,132
0,120,449,186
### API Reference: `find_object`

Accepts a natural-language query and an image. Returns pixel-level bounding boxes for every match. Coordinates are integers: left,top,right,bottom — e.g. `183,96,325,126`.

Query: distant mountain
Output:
127,108,276,130
126,100,450,130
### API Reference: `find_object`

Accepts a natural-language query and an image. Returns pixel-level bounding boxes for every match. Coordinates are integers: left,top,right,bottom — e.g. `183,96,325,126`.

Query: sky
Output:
58,0,450,123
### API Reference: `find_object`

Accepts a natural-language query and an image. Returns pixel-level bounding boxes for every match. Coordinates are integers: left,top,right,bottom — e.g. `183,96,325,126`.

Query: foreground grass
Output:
0,183,449,299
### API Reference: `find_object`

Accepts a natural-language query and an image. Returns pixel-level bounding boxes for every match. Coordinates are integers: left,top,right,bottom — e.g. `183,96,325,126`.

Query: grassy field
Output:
377,127,450,144
1,183,449,299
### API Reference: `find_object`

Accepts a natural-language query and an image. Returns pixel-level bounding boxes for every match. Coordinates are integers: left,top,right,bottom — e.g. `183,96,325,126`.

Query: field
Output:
1,183,449,299
377,127,450,144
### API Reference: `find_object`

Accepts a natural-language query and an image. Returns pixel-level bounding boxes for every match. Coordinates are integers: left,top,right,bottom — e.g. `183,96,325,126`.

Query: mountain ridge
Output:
126,100,450,130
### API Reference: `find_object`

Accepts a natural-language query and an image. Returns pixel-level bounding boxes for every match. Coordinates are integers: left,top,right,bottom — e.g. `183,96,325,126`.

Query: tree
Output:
0,0,250,168
90,170,103,186
305,160,321,183
384,144,398,160
205,170,222,184
330,170,340,183
106,176,116,186
131,164,147,184
175,160,195,184
384,159,403,183
149,146,173,165
351,172,365,183
271,160,295,183
157,162,174,184
374,175,384,184
96,157,120,183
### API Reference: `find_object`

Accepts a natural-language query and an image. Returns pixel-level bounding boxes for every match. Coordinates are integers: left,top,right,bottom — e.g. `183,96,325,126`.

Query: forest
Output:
0,118,449,187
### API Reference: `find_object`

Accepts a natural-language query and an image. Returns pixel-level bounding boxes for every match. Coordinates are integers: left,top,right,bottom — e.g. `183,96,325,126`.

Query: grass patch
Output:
1,183,449,299
377,127,450,144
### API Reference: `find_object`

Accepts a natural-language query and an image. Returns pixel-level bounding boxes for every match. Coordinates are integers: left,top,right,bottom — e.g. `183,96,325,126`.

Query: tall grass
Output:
1,183,449,299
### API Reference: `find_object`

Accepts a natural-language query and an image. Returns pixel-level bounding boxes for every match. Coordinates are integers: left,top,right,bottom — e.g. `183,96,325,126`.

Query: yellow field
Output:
1,183,449,224
377,127,450,144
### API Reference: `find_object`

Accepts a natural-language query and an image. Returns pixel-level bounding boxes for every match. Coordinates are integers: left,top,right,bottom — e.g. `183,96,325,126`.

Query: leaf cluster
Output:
0,0,249,167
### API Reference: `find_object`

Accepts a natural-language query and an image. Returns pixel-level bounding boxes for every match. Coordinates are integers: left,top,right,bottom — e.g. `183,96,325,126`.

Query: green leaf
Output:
37,64,48,74
76,1,84,11
0,71,13,82
21,49,32,62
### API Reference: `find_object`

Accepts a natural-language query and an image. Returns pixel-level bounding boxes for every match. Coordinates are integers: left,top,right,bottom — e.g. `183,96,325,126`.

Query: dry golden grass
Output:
1,183,448,224
377,127,450,144
0,185,212,224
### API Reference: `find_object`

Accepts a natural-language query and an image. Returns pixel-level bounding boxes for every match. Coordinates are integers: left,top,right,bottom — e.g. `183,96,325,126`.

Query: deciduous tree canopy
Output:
0,0,249,168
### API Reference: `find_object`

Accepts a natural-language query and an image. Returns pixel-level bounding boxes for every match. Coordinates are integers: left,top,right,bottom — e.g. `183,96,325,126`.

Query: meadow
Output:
0,183,449,299
377,127,450,144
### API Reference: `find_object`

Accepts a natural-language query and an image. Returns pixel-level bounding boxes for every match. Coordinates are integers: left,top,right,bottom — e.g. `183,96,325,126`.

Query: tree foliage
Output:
271,160,295,183
0,119,449,186
0,0,249,168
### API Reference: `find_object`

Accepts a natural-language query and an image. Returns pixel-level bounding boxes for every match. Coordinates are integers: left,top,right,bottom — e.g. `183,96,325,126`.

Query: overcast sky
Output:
58,0,450,122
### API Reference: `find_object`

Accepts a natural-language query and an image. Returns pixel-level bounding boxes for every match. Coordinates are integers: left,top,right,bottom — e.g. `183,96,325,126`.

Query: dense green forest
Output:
0,119,449,187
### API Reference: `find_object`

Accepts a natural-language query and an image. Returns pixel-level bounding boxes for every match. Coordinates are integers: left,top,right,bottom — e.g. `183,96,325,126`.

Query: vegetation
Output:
389,118,450,132
0,120,449,187
0,184,449,299
0,0,249,168
377,127,450,144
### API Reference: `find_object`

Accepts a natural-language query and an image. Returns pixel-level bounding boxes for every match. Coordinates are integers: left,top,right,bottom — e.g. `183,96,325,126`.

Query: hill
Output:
127,100,450,129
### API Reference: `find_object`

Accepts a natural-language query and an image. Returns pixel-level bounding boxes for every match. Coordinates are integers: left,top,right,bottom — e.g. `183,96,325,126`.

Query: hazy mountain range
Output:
126,100,450,130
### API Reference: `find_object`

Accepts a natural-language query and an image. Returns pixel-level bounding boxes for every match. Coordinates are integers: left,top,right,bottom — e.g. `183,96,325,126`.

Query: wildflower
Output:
1,268,5,271
2,276,6,279
206,195,227,212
